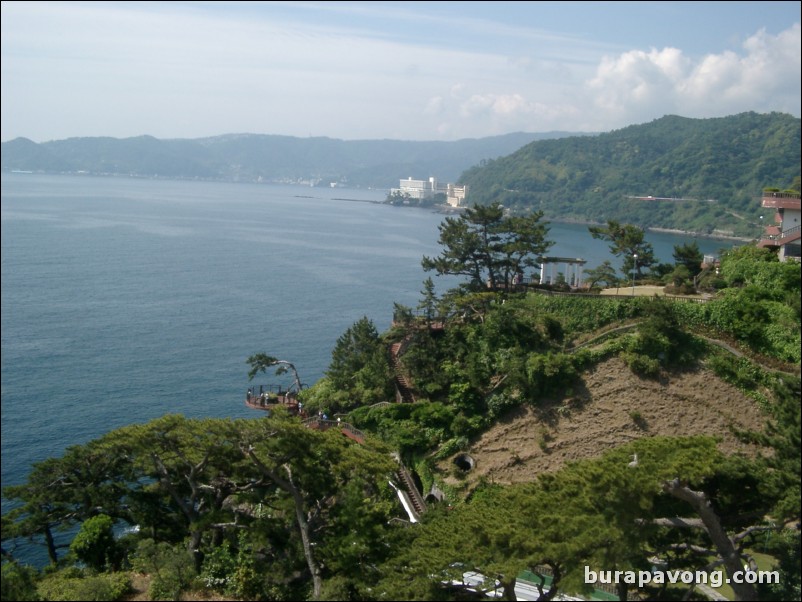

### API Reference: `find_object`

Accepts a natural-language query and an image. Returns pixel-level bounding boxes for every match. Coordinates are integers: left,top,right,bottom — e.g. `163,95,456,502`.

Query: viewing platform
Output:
760,190,801,210
244,386,365,443
245,384,303,414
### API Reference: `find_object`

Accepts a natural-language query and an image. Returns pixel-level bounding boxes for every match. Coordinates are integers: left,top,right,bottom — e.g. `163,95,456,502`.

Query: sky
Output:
1,1,800,143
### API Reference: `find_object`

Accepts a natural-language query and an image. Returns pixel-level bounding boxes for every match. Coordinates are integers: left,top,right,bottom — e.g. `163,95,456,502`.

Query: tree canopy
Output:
588,220,656,278
422,202,552,290
2,414,399,600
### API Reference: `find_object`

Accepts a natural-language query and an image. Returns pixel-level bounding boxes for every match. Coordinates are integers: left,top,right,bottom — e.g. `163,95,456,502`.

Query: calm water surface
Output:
1,173,735,564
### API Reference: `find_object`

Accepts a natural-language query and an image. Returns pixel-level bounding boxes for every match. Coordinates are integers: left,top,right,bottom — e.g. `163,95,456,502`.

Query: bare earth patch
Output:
598,284,708,299
440,357,768,490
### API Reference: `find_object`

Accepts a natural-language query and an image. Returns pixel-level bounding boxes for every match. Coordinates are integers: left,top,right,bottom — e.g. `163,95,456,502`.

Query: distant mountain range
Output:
0,131,582,188
3,112,799,238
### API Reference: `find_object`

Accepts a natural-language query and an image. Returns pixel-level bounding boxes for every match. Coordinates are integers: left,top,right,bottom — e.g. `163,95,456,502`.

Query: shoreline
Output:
541,215,752,243
644,226,751,243
423,204,754,243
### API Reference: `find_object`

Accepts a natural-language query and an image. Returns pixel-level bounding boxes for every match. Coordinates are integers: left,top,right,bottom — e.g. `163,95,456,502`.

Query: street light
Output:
631,253,638,296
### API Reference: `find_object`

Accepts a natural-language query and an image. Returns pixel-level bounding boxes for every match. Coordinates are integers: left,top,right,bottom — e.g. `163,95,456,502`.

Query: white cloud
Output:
586,24,801,125
459,94,496,118
1,3,799,141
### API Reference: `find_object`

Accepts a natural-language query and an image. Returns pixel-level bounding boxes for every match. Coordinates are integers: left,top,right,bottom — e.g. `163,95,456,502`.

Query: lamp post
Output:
631,253,638,296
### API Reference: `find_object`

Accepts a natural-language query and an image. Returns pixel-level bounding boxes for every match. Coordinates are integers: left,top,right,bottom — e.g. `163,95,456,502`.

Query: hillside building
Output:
392,177,468,207
757,190,801,262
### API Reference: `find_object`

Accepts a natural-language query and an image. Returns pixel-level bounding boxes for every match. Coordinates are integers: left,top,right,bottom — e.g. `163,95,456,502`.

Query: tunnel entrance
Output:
453,453,475,472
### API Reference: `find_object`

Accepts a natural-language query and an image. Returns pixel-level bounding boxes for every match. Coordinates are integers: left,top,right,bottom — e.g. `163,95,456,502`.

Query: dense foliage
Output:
376,436,793,602
460,112,801,237
3,231,800,600
2,415,399,601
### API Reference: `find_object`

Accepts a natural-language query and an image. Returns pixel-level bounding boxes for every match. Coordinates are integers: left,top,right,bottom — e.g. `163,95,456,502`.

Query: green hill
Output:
459,112,801,238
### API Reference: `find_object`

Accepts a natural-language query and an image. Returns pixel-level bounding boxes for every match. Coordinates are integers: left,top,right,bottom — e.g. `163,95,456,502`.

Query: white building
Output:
392,177,468,207
444,182,469,207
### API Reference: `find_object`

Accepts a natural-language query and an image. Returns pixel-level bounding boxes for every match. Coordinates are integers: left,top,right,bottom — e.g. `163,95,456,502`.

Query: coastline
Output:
643,226,751,243
540,214,752,243
424,204,754,243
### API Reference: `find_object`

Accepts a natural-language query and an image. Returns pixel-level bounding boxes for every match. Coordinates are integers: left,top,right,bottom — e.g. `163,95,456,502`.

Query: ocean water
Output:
1,173,734,564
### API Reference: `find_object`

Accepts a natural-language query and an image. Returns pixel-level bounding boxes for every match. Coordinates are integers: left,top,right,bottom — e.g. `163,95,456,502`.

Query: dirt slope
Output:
440,356,768,489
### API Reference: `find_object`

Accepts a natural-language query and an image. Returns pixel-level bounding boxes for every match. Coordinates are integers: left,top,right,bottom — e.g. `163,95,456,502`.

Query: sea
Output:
0,172,736,565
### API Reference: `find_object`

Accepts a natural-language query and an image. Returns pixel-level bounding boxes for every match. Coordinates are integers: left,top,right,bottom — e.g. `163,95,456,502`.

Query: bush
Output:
36,571,131,601
1,561,41,601
629,410,648,429
130,539,195,601
622,351,660,377
70,514,119,571
199,542,237,594
485,392,520,420
434,436,469,460
147,575,183,602
525,352,578,398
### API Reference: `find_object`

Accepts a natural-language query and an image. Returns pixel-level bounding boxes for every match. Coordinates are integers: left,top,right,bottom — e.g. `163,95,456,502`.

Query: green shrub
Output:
130,539,195,601
450,412,472,437
629,410,648,429
706,354,771,408
525,352,578,398
196,536,269,601
434,436,469,460
1,561,41,601
485,392,520,420
199,542,237,594
36,571,131,601
70,514,119,571
622,351,660,377
148,574,183,602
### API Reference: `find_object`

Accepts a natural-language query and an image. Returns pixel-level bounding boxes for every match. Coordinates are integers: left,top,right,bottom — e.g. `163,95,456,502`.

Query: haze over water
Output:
1,173,734,564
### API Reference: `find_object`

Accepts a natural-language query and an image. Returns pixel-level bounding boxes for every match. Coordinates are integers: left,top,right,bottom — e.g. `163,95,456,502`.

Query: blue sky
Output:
1,1,799,142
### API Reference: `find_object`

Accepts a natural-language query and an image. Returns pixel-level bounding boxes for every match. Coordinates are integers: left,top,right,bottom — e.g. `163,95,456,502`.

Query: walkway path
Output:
390,341,416,403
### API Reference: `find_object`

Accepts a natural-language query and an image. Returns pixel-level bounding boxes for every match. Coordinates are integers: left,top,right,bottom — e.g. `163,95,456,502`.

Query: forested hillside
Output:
460,112,801,238
0,131,570,188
